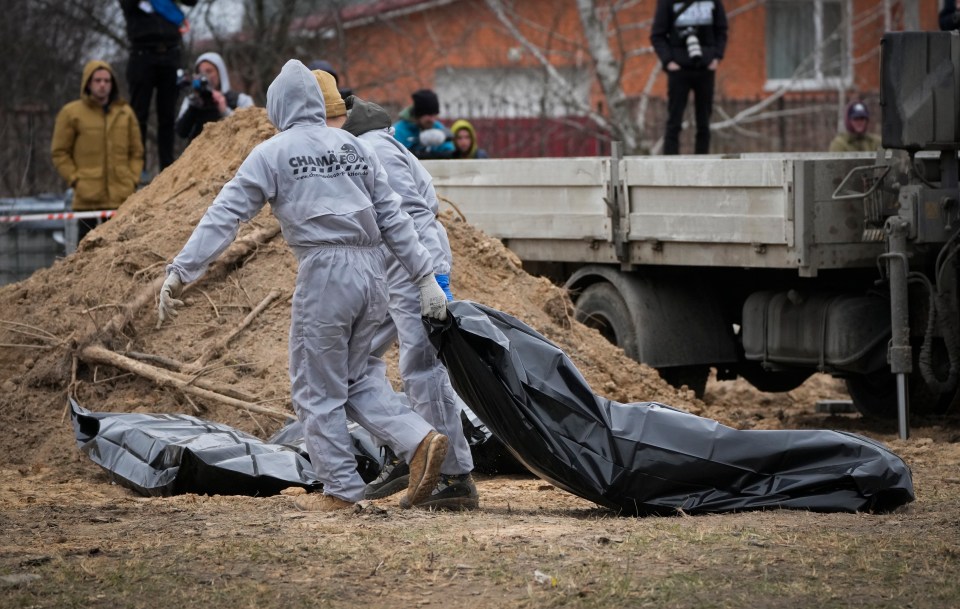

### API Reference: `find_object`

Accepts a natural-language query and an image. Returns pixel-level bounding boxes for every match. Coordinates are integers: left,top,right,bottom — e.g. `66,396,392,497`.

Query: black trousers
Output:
664,68,715,155
127,46,181,171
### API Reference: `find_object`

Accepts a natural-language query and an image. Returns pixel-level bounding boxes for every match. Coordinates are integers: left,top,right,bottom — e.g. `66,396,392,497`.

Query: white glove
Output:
418,275,448,321
156,273,185,328
419,128,446,148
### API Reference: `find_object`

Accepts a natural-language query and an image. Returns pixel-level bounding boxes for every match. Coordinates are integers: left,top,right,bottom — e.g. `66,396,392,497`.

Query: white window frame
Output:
764,0,853,92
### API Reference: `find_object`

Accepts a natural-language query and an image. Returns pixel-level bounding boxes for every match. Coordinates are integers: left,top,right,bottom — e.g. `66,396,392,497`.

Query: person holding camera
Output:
651,0,728,155
175,52,254,142
392,89,454,160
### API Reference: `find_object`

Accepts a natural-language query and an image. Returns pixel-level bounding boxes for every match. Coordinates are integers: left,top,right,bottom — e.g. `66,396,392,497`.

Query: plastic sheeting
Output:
427,301,916,516
70,393,523,497
71,400,322,497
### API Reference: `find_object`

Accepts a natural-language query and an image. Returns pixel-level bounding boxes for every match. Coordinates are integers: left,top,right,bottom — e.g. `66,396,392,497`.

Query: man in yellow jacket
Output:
51,60,143,243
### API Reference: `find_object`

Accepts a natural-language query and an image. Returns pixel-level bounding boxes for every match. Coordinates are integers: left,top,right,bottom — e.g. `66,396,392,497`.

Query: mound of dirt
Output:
0,107,724,477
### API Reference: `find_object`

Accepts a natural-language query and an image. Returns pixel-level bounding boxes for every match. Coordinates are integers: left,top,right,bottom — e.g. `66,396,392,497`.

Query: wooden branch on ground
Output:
0,320,60,343
120,351,262,403
0,343,53,349
89,219,282,348
186,288,283,373
80,344,289,422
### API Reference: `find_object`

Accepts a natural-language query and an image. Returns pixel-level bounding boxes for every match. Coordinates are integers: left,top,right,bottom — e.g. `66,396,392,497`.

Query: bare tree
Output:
0,0,122,197
574,0,643,153
193,0,344,103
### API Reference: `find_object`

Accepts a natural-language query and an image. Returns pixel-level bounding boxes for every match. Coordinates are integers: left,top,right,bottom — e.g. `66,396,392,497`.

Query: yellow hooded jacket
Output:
51,60,144,211
450,119,478,158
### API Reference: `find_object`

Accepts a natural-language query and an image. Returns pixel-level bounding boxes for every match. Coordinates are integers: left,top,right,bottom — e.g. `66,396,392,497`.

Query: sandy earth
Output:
1,108,958,608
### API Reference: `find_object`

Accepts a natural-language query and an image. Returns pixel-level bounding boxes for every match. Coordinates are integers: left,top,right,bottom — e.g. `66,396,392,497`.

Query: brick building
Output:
294,0,938,156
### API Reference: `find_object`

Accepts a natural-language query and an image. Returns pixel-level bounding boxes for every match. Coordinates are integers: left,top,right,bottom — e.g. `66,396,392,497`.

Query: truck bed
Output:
424,153,886,277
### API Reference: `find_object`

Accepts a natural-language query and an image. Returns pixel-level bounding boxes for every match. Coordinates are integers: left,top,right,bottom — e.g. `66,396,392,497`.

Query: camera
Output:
679,26,703,65
177,69,214,107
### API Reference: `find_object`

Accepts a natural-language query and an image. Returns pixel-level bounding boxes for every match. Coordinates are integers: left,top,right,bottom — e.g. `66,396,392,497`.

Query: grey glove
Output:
156,272,185,328
419,128,446,148
418,275,448,321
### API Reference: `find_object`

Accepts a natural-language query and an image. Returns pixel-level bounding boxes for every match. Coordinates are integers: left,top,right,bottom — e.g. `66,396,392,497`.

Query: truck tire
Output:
575,282,711,397
845,370,955,420
574,282,638,360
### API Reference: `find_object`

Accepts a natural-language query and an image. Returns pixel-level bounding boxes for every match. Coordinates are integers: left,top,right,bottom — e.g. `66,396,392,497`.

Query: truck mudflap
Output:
427,300,915,515
741,291,890,373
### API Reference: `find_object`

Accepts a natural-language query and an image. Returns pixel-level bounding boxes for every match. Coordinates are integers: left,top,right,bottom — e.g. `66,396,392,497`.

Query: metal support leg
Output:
884,217,912,440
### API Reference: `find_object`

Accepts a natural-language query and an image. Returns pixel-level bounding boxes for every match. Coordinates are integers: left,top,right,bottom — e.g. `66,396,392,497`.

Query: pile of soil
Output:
0,107,850,479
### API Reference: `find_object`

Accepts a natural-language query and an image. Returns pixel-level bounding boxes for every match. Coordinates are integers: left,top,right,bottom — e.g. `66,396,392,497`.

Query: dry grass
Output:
3,451,959,609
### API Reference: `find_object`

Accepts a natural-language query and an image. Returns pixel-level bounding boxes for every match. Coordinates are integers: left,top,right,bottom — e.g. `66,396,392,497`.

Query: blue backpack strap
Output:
149,0,185,26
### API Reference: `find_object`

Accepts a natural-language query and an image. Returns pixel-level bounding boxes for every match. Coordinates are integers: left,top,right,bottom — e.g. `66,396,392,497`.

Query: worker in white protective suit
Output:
312,72,477,510
156,59,450,512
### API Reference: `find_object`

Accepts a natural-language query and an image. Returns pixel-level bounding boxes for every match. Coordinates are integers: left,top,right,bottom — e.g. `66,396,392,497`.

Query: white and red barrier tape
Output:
0,210,116,223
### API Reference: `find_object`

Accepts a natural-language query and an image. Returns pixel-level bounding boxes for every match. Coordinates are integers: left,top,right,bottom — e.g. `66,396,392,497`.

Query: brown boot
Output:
405,431,449,508
293,493,356,512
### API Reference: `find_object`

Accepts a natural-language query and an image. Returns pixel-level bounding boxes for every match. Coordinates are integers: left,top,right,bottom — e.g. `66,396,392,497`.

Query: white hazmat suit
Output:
353,122,474,477
162,60,445,502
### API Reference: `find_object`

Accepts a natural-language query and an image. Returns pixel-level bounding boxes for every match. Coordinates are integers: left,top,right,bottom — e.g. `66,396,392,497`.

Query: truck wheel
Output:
845,370,955,420
574,282,638,360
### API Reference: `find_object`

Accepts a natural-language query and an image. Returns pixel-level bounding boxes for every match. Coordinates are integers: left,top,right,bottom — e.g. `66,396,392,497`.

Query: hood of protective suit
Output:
267,59,327,131
343,95,392,137
195,52,234,93
80,59,119,106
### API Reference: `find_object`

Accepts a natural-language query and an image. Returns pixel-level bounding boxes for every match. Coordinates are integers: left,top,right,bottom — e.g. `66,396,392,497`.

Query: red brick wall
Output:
332,0,937,108
312,0,939,156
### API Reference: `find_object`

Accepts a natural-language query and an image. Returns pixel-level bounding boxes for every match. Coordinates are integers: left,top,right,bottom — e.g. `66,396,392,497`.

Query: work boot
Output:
405,430,449,507
293,493,356,512
400,473,480,511
365,447,410,500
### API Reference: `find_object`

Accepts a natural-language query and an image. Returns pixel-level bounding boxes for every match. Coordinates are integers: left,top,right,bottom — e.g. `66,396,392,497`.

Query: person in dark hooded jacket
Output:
829,101,881,152
175,52,254,142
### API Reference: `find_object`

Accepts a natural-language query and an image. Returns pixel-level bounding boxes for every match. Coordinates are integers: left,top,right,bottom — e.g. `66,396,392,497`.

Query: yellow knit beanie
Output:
312,70,346,118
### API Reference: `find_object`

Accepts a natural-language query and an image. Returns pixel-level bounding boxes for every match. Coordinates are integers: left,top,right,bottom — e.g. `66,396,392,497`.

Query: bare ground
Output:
1,108,959,608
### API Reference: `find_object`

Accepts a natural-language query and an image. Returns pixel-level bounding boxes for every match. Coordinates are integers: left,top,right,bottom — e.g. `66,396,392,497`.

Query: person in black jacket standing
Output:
651,0,727,155
119,0,198,177
941,0,960,30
